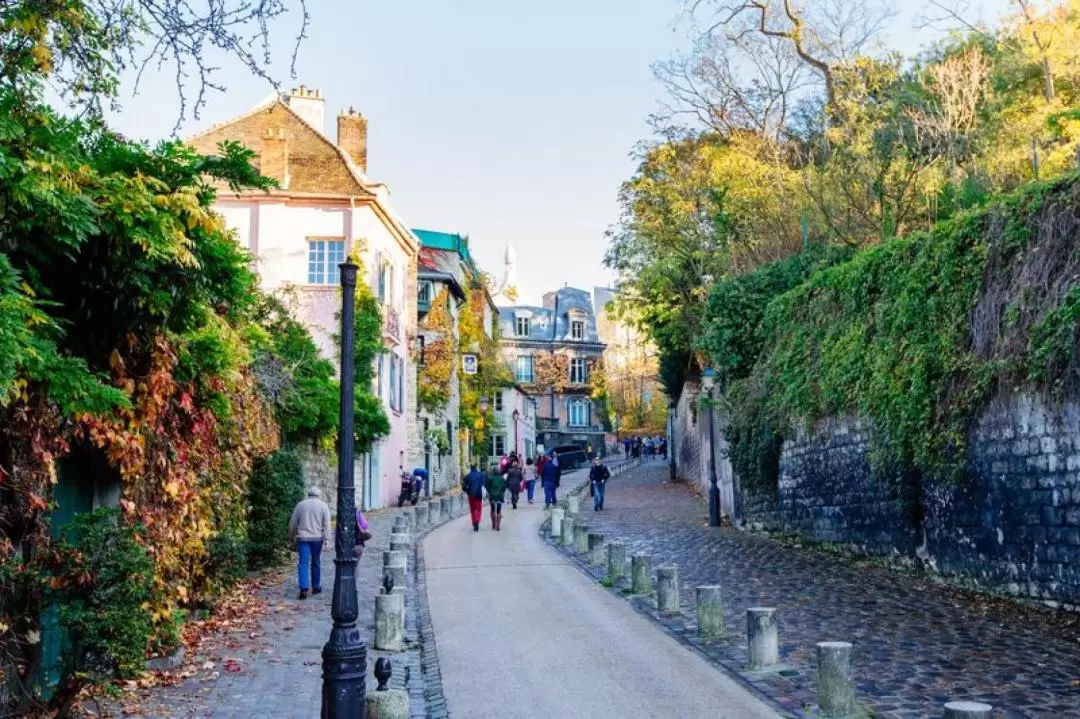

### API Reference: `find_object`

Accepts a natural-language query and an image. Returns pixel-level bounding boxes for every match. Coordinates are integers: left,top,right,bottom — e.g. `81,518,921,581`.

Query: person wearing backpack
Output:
463,463,486,532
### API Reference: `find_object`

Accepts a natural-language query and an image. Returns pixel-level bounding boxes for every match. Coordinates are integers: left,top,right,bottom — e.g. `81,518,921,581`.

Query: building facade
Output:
489,386,538,462
498,287,607,454
188,86,420,510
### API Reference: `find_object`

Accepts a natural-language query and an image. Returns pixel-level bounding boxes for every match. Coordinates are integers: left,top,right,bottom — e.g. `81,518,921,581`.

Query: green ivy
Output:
246,446,305,568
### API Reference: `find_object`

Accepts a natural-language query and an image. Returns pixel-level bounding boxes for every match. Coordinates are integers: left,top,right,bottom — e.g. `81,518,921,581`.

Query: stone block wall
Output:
733,392,1080,604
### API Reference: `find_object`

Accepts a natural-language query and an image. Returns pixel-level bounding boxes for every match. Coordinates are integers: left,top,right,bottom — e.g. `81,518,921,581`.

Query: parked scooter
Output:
397,470,424,507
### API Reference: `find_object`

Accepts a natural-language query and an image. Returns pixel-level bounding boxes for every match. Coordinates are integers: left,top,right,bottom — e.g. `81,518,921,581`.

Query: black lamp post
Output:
322,261,366,717
479,396,489,463
512,408,520,455
702,368,720,528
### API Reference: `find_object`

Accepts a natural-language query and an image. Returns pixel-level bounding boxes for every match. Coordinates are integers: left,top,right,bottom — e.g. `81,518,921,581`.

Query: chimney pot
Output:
337,108,368,174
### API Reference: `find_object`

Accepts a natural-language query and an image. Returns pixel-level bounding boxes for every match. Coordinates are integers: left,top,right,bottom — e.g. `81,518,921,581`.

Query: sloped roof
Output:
499,287,603,345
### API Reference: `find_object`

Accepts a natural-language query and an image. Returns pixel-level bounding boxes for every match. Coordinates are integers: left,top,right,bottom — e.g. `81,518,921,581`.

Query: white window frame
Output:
489,434,506,457
568,400,590,428
515,316,530,337
418,281,433,305
570,357,588,384
571,319,584,340
307,238,346,285
494,393,504,412
515,355,534,383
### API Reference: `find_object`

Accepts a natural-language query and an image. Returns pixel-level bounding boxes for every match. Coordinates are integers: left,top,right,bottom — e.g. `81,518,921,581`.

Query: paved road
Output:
424,479,781,719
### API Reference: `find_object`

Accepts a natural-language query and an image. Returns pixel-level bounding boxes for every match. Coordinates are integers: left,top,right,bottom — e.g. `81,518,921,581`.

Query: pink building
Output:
189,87,420,509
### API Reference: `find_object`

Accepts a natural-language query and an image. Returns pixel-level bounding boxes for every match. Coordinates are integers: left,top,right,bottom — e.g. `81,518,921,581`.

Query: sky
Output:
104,0,1014,307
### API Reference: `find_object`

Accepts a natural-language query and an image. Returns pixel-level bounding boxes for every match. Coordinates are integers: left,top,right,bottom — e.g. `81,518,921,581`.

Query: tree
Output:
0,0,310,130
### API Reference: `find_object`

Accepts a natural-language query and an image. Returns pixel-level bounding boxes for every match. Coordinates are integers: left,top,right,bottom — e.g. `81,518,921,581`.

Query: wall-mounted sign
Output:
462,354,478,375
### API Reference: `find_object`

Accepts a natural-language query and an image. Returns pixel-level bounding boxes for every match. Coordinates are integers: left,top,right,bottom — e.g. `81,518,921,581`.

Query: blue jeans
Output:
526,479,536,501
298,540,324,591
543,481,556,505
593,481,606,509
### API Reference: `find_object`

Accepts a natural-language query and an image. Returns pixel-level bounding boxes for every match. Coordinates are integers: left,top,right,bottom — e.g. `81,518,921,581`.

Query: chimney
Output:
542,291,557,310
260,127,289,188
285,85,326,134
337,107,368,173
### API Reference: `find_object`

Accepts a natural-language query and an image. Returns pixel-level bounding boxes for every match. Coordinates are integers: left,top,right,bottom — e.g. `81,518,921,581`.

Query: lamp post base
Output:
322,634,367,718
708,483,721,527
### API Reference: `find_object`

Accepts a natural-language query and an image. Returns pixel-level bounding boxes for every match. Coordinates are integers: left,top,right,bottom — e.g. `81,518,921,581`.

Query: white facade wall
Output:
216,197,414,510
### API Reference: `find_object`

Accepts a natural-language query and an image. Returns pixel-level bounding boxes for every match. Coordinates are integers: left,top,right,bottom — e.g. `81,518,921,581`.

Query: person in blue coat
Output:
541,457,559,508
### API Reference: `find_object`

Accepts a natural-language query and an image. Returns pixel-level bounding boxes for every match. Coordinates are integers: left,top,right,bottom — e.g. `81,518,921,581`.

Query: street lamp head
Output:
512,408,520,421
479,396,489,413
702,367,716,392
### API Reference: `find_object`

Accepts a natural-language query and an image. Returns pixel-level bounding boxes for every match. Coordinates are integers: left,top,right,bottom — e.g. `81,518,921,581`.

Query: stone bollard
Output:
382,550,407,590
573,521,589,554
567,495,580,515
389,539,409,553
944,701,993,719
366,689,410,719
631,554,652,594
425,501,436,525
746,607,779,668
393,520,408,537
587,533,605,566
374,592,405,651
561,514,575,546
816,641,855,718
440,497,452,520
551,508,565,538
412,504,424,529
607,542,626,583
695,585,724,638
431,498,444,524
656,565,680,614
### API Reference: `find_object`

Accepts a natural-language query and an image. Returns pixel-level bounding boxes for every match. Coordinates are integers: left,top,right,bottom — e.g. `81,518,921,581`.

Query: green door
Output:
35,459,95,698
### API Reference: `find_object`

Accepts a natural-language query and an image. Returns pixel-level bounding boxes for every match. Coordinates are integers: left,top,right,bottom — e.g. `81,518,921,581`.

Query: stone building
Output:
188,86,421,510
498,287,607,453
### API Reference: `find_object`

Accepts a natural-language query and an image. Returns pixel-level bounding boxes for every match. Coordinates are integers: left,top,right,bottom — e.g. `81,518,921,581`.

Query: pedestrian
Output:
659,437,668,460
506,459,523,509
485,463,507,530
541,454,559,508
463,463,486,532
288,487,332,600
589,457,611,511
644,436,654,461
523,457,538,504
623,437,631,457
355,508,373,559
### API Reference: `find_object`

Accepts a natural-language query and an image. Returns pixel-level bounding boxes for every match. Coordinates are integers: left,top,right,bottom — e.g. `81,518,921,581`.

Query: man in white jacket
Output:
288,487,332,600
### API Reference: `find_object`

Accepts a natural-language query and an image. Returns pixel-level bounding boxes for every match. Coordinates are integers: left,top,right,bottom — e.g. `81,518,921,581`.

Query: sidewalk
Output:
555,463,1080,719
87,498,454,718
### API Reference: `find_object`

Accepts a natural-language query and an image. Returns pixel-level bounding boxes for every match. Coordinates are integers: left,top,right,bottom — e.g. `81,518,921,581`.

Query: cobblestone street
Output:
553,462,1080,719
88,501,448,719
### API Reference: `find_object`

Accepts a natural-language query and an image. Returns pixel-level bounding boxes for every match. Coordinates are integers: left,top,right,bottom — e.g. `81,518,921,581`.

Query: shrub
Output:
205,529,250,594
246,446,305,568
54,509,154,681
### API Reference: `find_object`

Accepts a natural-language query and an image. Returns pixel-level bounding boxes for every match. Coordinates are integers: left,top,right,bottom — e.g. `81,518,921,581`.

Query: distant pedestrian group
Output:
623,435,667,461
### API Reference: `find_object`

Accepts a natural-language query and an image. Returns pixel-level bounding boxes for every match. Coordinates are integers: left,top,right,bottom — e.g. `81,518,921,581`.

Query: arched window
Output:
568,399,591,428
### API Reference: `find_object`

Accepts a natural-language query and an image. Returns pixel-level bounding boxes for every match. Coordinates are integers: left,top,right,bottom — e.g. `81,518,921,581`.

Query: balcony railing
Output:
537,417,560,431
382,305,401,342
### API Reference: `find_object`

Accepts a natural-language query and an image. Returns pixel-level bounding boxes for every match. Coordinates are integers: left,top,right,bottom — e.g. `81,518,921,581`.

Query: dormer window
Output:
516,316,531,337
571,320,584,340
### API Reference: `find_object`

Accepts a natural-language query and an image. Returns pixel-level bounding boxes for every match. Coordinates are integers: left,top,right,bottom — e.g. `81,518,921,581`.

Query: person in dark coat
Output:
484,464,508,531
463,463,486,532
506,459,524,510
541,456,559,508
589,458,611,511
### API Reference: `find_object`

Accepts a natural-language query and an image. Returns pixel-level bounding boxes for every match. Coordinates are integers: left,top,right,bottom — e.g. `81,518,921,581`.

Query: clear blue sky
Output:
105,0,1012,306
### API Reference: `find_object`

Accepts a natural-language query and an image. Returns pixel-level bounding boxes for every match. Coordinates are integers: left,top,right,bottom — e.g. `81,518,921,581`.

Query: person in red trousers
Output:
463,463,486,532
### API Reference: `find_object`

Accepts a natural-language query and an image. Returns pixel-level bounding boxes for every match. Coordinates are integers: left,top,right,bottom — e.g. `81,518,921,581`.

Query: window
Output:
397,356,404,412
570,357,588,384
571,320,584,340
307,239,346,285
568,400,590,427
418,281,433,305
494,393,504,412
388,353,397,410
418,335,426,367
375,354,384,397
515,316,531,337
515,355,534,383
488,434,506,457
376,256,394,305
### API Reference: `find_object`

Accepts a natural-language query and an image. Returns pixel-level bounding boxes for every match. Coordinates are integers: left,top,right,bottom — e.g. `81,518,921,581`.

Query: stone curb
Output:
540,465,798,719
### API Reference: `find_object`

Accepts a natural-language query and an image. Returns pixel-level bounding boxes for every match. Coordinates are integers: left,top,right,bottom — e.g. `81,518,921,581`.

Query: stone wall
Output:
734,392,1080,604
671,380,738,520
296,444,367,516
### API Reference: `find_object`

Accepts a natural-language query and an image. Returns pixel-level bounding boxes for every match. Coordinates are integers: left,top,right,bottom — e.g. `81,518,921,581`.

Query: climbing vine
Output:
418,287,455,413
